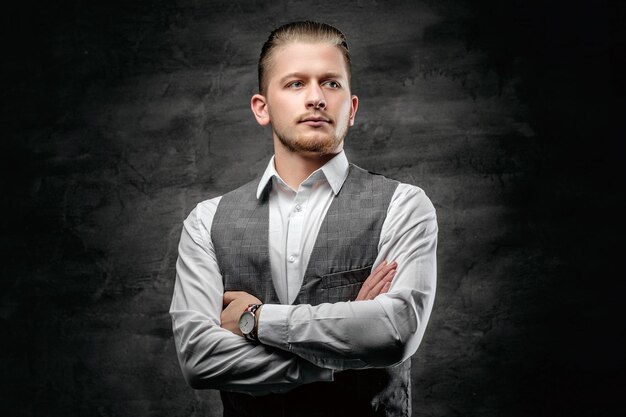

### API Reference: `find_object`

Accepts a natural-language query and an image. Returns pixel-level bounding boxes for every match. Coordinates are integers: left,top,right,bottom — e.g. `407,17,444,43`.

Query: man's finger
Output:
366,269,395,299
359,261,386,294
371,260,388,275
372,260,394,279
355,261,397,301
366,278,387,300
223,291,242,306
366,261,395,288
223,291,262,308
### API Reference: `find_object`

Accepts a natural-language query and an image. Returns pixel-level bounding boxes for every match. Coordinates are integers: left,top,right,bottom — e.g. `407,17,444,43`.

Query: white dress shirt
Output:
170,151,437,394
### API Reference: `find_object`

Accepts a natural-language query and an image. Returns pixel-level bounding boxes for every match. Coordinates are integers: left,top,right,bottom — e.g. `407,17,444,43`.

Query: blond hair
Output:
258,21,351,95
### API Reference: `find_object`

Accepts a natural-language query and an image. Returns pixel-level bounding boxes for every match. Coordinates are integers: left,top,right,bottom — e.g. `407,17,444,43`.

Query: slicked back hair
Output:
258,21,351,95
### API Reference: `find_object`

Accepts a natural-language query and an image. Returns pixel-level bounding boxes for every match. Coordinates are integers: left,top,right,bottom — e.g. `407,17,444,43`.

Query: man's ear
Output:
348,94,359,126
251,94,270,126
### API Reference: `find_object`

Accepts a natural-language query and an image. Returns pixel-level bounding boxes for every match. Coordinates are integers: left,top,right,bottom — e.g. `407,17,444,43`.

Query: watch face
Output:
239,311,255,334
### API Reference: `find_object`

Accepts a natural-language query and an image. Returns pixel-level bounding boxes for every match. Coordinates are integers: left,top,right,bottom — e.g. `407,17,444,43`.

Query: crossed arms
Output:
170,184,437,394
220,259,398,336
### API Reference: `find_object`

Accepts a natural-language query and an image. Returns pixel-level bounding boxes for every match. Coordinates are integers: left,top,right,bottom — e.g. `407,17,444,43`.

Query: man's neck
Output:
273,141,341,190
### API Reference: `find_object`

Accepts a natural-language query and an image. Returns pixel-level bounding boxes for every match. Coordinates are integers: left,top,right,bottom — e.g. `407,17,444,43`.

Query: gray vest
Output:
212,164,410,417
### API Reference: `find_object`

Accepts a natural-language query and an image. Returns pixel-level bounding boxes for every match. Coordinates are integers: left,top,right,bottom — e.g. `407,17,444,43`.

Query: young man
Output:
170,21,437,416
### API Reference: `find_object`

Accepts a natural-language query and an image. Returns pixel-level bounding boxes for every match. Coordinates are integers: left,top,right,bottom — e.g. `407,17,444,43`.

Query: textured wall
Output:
1,0,624,416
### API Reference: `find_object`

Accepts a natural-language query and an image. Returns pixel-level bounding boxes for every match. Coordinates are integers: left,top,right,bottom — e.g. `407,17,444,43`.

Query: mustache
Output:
297,112,333,123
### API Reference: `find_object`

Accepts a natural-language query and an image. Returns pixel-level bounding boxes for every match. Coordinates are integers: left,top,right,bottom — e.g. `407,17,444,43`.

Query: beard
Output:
273,120,349,155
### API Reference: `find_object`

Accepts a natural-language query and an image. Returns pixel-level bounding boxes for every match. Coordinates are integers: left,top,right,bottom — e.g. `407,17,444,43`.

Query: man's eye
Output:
288,81,304,88
324,81,340,89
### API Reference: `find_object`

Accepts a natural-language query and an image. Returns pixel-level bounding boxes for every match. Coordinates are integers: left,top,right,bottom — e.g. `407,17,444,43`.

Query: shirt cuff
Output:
257,304,292,351
258,304,334,382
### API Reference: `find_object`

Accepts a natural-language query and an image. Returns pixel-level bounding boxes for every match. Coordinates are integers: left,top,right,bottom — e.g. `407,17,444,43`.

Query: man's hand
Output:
355,261,397,301
221,291,262,336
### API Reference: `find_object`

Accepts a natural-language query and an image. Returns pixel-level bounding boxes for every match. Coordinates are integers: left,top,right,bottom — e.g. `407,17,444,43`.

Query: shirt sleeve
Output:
258,183,437,370
169,198,333,394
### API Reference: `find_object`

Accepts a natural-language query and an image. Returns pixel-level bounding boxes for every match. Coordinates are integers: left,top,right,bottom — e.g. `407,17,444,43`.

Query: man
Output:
170,21,437,417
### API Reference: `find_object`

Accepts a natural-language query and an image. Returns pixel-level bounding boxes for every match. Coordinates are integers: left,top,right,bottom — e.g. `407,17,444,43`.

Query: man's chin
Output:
278,133,343,155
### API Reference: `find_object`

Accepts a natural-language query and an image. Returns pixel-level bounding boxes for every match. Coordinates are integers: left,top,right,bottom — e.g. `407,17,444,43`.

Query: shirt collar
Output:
256,150,350,199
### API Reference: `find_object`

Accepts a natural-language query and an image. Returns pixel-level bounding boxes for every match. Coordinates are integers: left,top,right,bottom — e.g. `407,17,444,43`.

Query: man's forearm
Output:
256,289,432,370
172,310,332,392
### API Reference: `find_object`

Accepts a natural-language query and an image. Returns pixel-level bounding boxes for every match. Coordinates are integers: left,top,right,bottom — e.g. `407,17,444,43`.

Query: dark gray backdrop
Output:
2,0,624,416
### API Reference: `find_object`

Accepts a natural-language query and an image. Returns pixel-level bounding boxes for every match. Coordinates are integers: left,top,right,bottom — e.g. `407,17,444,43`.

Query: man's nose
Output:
305,84,326,110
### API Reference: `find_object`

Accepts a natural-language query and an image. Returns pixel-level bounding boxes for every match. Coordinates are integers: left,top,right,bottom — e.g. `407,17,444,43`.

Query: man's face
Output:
252,42,358,155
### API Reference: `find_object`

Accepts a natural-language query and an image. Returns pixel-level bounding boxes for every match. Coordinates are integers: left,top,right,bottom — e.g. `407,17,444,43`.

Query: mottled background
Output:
1,0,624,416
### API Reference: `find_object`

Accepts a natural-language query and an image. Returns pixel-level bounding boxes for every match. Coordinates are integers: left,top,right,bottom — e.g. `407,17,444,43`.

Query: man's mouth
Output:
299,116,331,127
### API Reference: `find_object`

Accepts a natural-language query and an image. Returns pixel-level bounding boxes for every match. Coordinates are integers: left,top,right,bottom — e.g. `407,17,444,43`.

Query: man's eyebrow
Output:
278,72,345,83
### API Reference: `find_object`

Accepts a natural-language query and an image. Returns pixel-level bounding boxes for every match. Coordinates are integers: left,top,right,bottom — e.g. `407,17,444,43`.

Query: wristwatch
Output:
239,304,262,341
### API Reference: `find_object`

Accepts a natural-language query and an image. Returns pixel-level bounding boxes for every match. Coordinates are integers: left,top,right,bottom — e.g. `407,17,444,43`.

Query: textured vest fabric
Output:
211,164,410,417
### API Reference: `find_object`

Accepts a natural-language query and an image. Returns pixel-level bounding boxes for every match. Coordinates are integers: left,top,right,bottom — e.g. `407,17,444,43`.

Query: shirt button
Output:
288,255,296,263
295,204,302,212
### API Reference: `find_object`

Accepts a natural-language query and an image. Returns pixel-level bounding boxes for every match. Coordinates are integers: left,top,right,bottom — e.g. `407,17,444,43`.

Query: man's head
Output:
251,21,358,156
258,21,352,96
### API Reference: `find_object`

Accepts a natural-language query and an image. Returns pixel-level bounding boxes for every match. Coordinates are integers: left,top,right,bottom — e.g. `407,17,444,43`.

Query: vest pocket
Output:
321,264,373,288
319,265,372,302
